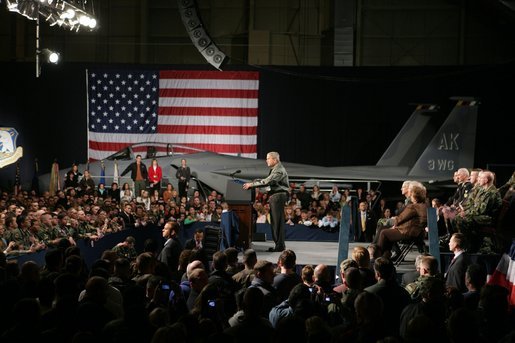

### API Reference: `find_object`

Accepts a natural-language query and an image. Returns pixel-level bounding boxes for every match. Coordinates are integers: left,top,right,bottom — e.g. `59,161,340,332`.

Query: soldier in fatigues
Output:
455,171,502,253
112,236,138,261
405,255,441,302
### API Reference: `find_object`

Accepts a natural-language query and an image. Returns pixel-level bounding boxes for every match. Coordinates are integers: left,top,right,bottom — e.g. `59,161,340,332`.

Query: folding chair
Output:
394,233,426,267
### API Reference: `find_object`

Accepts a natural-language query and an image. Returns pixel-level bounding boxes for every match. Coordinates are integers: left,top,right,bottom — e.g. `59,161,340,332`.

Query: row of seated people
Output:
368,168,513,260
1,231,513,342
0,186,232,257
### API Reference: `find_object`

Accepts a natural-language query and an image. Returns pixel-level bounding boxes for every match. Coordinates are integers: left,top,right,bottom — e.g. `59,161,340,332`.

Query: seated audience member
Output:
298,209,312,226
333,258,359,294
184,228,205,250
112,236,138,261
97,183,108,198
377,184,427,261
454,170,502,253
405,255,441,301
268,283,312,328
301,264,316,288
401,253,427,287
233,249,257,289
109,182,121,203
224,247,242,276
120,183,134,202
318,210,339,231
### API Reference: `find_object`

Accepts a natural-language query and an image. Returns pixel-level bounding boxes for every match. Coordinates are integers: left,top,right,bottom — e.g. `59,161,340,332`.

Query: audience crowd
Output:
0,162,513,342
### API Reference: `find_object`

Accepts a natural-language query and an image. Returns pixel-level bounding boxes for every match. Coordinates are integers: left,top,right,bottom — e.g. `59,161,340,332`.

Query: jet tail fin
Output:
376,104,439,167
408,98,479,181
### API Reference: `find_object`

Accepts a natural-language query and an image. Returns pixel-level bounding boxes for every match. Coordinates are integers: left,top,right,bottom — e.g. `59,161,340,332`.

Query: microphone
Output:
229,169,242,177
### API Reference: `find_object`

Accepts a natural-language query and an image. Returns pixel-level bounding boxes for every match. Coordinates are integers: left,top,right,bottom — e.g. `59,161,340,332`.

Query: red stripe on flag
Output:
159,88,258,98
89,141,256,154
157,125,257,135
158,107,258,117
160,70,259,80
181,143,257,153
89,141,133,152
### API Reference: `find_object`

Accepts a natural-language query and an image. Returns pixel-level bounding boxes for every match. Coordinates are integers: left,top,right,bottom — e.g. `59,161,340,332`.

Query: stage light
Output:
5,0,98,32
41,48,59,63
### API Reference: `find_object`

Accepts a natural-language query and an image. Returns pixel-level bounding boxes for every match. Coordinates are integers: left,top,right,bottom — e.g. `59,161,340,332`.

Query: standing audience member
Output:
147,159,163,196
364,257,410,338
445,232,471,293
157,221,183,282
121,154,148,200
175,158,191,199
273,249,302,302
249,260,279,317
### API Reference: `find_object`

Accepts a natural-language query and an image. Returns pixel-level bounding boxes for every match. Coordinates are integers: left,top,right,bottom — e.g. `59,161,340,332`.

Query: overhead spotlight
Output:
5,0,98,32
41,48,59,64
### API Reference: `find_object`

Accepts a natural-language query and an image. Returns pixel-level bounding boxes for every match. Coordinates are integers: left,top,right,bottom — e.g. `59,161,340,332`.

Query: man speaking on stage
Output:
243,151,289,252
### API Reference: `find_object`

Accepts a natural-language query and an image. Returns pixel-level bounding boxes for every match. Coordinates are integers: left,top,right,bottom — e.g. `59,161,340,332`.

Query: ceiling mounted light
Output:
5,0,98,32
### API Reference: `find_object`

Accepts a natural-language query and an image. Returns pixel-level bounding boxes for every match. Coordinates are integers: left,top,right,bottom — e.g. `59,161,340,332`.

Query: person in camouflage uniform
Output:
75,210,101,240
112,236,138,261
459,168,482,213
405,255,442,302
38,212,62,247
454,171,502,253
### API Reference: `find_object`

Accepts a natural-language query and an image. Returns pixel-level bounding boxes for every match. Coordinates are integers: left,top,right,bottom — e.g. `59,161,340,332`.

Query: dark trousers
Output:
150,181,161,196
269,192,288,250
178,181,188,199
134,180,147,199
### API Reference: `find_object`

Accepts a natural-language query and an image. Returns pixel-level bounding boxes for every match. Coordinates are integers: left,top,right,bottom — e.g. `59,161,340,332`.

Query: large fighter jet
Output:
38,98,478,198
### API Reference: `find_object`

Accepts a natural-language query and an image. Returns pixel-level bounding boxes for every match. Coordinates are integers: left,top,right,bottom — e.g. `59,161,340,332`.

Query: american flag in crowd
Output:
87,70,259,161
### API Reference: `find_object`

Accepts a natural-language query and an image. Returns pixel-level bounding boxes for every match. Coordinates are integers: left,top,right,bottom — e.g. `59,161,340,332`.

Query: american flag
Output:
87,70,259,161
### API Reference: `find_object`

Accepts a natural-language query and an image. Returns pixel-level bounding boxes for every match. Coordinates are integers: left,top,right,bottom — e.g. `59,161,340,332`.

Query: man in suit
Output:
184,228,205,250
158,221,183,282
119,203,136,227
356,201,376,242
365,257,411,338
445,232,470,293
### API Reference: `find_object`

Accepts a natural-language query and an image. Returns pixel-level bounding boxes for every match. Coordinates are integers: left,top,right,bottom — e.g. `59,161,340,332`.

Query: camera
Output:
208,299,216,307
325,296,331,302
308,287,315,293
161,283,170,291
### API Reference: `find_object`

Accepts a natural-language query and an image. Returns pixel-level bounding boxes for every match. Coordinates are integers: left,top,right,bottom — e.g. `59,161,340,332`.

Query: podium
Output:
225,179,253,249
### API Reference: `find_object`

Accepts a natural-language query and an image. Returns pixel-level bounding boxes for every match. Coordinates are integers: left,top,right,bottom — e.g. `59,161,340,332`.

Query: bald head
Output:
314,264,330,283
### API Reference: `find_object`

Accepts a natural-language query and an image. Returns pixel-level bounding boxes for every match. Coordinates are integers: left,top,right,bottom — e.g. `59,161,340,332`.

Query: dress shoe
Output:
267,247,276,252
